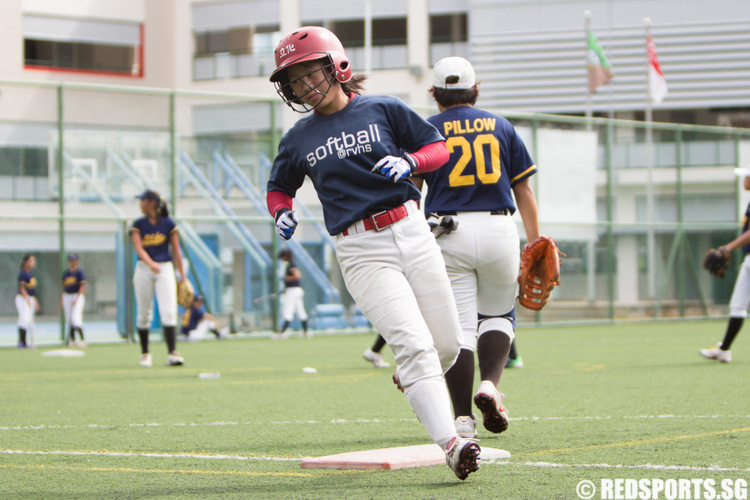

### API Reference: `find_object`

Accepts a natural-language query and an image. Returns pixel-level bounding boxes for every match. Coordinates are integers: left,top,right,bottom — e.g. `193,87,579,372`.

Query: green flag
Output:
587,30,614,92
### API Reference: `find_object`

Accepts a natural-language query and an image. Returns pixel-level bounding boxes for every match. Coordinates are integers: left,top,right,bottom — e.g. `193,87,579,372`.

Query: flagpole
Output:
644,17,656,300
584,10,592,132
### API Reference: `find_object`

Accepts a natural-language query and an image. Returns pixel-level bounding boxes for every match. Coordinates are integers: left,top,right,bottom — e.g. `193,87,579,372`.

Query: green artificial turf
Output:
1,320,748,499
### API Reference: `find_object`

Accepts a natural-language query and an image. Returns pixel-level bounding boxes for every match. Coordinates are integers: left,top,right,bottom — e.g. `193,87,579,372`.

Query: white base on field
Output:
300,444,510,470
41,349,85,357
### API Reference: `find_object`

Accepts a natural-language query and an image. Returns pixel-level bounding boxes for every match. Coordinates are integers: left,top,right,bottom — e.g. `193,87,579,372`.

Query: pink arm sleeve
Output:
410,141,449,173
266,190,293,217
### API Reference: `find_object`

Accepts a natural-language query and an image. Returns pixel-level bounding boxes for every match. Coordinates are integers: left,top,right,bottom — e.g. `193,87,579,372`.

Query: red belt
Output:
342,204,410,236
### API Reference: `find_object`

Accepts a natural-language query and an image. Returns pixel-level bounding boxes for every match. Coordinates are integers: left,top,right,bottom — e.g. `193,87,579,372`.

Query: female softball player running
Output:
266,26,480,480
60,253,86,347
412,57,542,439
130,189,186,367
16,253,39,348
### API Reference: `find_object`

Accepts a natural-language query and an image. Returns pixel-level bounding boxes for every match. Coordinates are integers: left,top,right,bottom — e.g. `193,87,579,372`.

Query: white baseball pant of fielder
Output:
281,286,308,323
62,293,86,330
729,254,750,318
15,294,36,347
436,211,519,348
133,260,178,328
185,319,218,341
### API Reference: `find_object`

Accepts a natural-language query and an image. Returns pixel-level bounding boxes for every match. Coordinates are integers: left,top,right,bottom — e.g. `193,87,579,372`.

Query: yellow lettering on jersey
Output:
142,233,167,247
26,277,37,290
63,276,78,287
443,122,454,136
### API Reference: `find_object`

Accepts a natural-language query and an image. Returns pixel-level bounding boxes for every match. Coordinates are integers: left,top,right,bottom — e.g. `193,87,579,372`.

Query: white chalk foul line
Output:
2,415,749,432
0,449,304,462
489,461,750,473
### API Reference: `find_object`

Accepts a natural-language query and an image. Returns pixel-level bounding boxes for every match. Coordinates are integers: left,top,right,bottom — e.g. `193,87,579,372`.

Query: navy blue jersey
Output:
62,268,85,294
267,94,444,235
130,216,177,263
18,270,37,296
285,262,301,288
182,306,205,334
743,201,750,254
420,106,537,214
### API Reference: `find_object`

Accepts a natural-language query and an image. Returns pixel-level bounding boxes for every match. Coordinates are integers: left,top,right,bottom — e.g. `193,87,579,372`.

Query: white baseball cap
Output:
432,57,476,89
734,166,750,177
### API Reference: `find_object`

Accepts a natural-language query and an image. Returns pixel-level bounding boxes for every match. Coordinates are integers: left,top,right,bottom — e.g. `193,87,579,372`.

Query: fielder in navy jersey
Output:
265,26,480,480
130,189,186,367
15,254,39,348
60,253,86,346
181,295,228,341
700,167,750,363
413,57,543,439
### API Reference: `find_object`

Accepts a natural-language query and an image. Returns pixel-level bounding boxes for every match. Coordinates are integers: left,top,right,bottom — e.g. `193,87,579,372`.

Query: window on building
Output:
329,18,407,48
430,13,468,43
23,16,142,76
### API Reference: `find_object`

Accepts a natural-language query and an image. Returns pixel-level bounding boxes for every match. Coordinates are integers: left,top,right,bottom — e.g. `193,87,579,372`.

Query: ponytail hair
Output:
158,198,170,218
341,74,368,96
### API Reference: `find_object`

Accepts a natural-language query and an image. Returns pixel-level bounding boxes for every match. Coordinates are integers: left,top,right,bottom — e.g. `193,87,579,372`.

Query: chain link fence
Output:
1,79,749,347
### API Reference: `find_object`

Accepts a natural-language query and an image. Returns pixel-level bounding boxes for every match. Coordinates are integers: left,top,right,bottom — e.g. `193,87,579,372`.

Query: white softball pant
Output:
62,293,85,328
335,201,462,388
185,319,217,341
729,254,750,318
15,295,36,330
281,286,308,322
133,260,178,328
436,212,519,351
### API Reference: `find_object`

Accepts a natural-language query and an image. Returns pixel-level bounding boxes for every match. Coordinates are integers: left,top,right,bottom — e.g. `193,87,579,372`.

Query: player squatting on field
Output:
265,26,481,479
130,189,187,367
412,57,542,439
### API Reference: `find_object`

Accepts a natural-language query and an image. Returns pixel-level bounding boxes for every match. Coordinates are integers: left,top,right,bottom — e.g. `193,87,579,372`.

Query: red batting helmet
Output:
269,26,352,84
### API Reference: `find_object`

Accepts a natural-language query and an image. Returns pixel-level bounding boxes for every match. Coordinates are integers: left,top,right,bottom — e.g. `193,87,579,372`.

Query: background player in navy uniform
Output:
60,253,86,347
181,295,228,341
266,27,480,480
15,253,39,348
700,166,750,363
130,189,186,367
277,248,309,338
413,57,542,439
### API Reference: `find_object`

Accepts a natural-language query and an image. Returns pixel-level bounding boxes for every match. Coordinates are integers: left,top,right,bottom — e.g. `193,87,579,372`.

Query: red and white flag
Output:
647,35,668,104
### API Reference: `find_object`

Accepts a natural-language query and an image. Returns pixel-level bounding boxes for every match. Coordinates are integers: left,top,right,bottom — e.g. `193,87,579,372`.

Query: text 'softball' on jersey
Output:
266,94,445,236
130,216,178,263
62,268,86,294
420,106,537,215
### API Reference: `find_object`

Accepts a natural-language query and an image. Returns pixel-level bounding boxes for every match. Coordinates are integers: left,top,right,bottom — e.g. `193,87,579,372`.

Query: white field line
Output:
0,449,304,462
4,449,748,474
2,415,749,432
490,461,750,472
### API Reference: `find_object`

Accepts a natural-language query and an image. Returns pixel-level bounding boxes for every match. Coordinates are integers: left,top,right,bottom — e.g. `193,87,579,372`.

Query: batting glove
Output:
371,153,417,182
275,209,299,240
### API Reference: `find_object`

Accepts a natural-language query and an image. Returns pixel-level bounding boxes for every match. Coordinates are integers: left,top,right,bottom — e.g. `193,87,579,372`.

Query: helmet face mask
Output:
274,57,337,113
